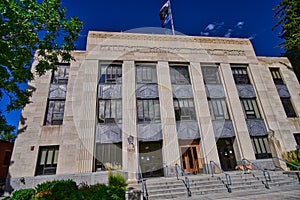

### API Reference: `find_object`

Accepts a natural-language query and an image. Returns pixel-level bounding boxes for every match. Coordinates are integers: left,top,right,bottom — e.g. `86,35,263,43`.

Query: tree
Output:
273,0,300,82
0,0,83,139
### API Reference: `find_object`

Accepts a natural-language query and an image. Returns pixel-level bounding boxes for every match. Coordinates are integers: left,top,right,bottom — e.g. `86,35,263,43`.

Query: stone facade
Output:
8,31,300,191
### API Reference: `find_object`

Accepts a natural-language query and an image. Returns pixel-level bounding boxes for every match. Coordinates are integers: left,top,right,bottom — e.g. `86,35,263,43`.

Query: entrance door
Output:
139,142,164,178
180,145,201,174
216,138,237,171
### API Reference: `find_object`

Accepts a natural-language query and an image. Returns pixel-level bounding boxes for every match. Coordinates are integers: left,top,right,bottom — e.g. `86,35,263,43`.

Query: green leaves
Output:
273,0,300,82
0,0,83,136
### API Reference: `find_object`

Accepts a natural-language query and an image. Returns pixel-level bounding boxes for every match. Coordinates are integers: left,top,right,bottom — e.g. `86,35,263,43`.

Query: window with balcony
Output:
136,65,157,84
170,66,190,85
231,67,250,84
99,64,122,84
251,137,272,159
36,146,59,176
208,98,230,120
202,66,221,84
173,98,196,121
137,99,160,123
240,98,261,119
98,99,122,123
281,98,297,118
270,68,284,85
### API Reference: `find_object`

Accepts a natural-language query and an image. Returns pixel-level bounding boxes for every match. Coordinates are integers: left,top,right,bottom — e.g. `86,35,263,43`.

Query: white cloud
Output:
224,29,232,37
235,21,244,29
205,24,215,31
200,32,210,36
248,34,257,40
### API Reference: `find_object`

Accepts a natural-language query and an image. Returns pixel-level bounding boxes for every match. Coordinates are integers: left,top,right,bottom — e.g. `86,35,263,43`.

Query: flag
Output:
161,14,171,28
159,1,169,20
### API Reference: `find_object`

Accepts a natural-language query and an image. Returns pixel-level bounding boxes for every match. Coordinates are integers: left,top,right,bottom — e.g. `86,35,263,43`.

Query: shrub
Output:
10,188,35,200
282,150,300,170
108,172,127,188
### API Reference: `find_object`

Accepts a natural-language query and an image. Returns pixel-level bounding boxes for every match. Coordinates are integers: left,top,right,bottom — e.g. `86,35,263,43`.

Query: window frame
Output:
281,97,297,118
208,98,230,120
240,98,261,119
202,65,221,84
269,68,284,85
137,99,161,123
99,64,122,84
44,99,65,125
231,67,250,84
35,146,59,176
136,64,158,84
170,65,191,85
173,98,196,121
98,99,122,124
251,137,272,159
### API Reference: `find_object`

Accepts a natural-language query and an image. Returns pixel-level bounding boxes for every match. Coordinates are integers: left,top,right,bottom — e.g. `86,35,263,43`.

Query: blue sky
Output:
3,0,284,132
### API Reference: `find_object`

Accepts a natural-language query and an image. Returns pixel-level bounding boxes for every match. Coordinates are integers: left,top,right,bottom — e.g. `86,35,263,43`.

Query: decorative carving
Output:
136,84,159,98
276,85,290,98
172,85,194,98
205,84,225,98
98,85,122,99
49,84,67,99
96,124,122,143
138,123,162,142
176,121,200,140
212,120,235,138
246,119,268,136
236,84,256,98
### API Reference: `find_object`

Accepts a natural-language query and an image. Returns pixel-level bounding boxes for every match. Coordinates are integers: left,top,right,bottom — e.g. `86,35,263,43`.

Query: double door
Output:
180,144,202,174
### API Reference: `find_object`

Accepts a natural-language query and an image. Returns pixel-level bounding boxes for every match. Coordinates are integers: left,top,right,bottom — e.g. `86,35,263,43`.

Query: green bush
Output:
282,150,300,170
10,188,35,200
108,172,127,188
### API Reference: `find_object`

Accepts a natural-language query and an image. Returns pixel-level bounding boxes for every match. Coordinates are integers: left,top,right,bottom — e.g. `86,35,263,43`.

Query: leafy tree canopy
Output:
0,0,83,140
273,0,300,82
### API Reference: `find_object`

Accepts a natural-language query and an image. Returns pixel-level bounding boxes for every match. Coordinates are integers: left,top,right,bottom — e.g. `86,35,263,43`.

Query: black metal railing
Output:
209,160,232,193
175,163,192,197
272,157,300,184
138,166,149,200
242,158,271,189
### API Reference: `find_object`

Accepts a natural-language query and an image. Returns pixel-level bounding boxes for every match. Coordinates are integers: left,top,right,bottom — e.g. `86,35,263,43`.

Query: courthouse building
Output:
8,31,300,188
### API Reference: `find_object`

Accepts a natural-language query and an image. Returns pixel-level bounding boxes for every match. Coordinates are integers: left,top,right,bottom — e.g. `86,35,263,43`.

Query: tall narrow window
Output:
294,133,300,145
240,98,261,119
251,137,271,159
208,98,230,120
173,98,196,121
137,99,161,123
136,65,157,84
202,66,221,84
281,98,297,118
45,64,69,125
36,146,59,176
98,99,122,123
231,67,250,84
270,68,284,85
170,66,190,84
99,64,122,84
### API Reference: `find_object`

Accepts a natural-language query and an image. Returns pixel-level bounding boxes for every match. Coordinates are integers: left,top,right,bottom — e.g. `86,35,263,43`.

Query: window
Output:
231,67,250,84
208,98,230,120
45,65,69,126
137,99,160,123
36,146,59,176
98,99,122,123
99,64,122,84
174,98,196,121
51,64,70,84
3,150,11,166
281,98,297,118
240,98,261,119
251,137,272,159
45,100,65,125
136,65,157,84
95,143,122,171
270,68,284,85
170,66,190,84
294,133,300,145
202,66,221,84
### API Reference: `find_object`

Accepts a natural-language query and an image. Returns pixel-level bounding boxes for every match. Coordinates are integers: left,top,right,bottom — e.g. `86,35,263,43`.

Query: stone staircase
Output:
144,171,299,200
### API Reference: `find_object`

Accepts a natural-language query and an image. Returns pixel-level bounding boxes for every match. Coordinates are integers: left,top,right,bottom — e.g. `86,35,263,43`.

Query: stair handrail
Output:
242,158,271,189
138,165,149,200
272,157,300,184
175,163,192,197
209,160,232,193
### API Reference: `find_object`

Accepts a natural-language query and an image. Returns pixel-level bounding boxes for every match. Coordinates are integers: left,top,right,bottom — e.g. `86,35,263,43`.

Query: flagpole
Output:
168,0,175,35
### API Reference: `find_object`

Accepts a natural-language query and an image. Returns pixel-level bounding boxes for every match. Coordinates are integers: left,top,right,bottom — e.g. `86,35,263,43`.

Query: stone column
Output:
190,62,220,173
122,60,138,184
157,61,180,176
220,63,256,161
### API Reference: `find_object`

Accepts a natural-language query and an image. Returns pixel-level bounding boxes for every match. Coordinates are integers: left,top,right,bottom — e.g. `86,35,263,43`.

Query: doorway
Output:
216,138,237,171
139,141,164,178
179,140,202,174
